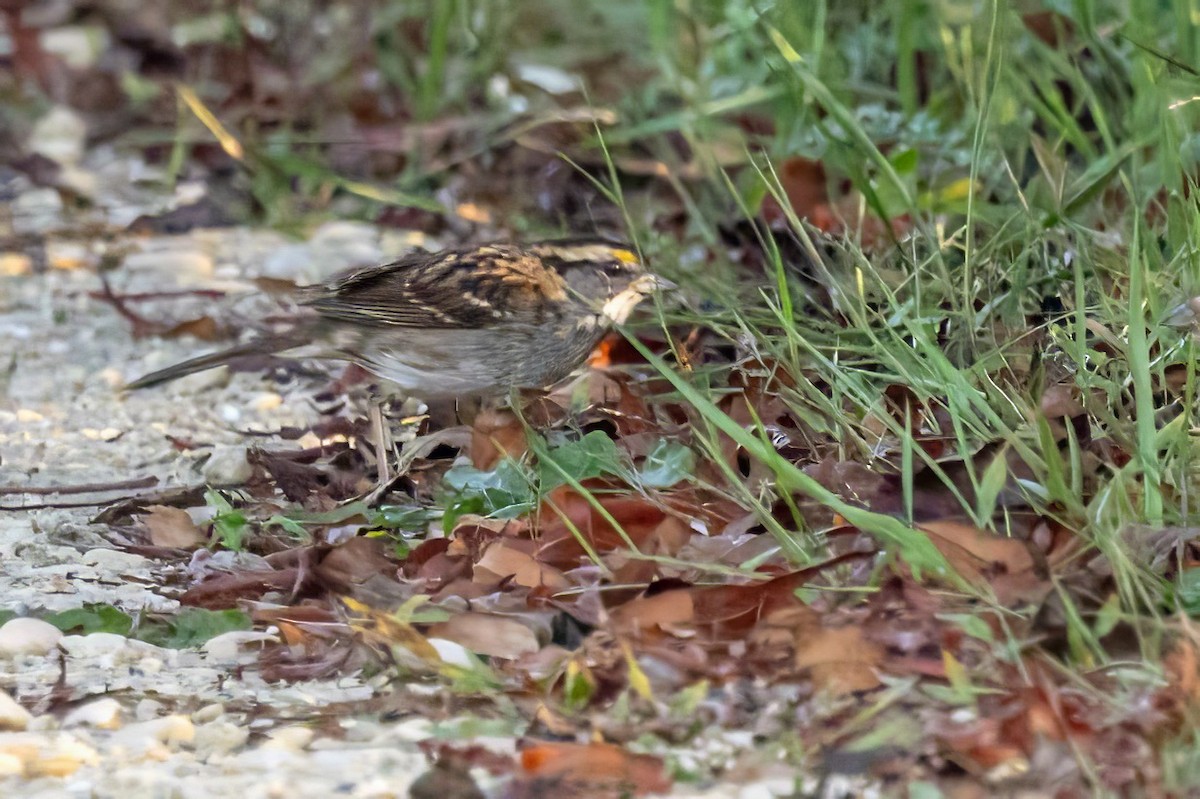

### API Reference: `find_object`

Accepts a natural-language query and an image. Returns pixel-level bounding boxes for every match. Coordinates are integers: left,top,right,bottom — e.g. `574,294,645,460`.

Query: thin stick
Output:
0,475,158,496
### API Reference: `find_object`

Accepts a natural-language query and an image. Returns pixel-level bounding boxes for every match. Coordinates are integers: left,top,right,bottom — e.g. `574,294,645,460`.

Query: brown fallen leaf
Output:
473,539,570,591
794,624,884,695
314,536,396,591
428,612,540,660
610,556,868,642
140,505,205,548
180,568,300,609
471,408,528,470
608,588,695,639
515,740,671,798
536,488,692,568
919,519,1049,606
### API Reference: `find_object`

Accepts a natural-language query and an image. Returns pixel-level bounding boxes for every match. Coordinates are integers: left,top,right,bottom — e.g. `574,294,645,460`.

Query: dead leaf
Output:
516,741,671,797
342,596,445,670
536,488,692,568
428,612,540,660
608,588,695,638
315,536,395,586
474,539,570,591
919,520,1049,606
161,315,224,341
794,625,883,695
180,568,300,609
471,408,528,470
140,505,205,548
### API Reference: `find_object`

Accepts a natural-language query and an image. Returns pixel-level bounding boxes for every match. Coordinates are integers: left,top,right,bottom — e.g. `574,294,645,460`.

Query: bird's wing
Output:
300,245,570,329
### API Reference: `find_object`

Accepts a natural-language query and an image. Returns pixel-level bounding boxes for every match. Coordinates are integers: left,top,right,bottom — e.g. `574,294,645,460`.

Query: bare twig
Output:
0,475,158,496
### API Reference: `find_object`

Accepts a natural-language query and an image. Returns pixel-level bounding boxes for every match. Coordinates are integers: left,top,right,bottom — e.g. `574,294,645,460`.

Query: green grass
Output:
592,0,1200,786
156,0,1200,789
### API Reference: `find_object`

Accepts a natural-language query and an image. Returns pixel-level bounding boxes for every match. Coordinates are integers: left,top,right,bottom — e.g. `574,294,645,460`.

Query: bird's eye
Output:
603,262,626,275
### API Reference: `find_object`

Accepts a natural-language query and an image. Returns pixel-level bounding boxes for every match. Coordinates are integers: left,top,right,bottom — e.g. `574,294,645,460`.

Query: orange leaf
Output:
794,625,883,695
471,408,528,470
518,741,671,796
919,520,1049,605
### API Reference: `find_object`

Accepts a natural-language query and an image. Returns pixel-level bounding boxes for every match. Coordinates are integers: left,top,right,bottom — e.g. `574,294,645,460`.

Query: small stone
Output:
0,691,32,731
134,699,164,722
193,719,249,757
202,630,276,663
59,632,146,661
0,254,33,277
173,364,230,393
202,444,252,485
11,188,64,235
190,703,225,724
253,392,283,411
122,249,215,286
15,409,44,423
45,240,93,271
296,432,322,450
0,751,22,776
81,548,149,572
0,732,100,777
28,106,87,166
0,618,63,658
139,656,164,675
40,25,110,69
260,726,313,751
114,715,195,751
259,243,315,282
62,698,122,730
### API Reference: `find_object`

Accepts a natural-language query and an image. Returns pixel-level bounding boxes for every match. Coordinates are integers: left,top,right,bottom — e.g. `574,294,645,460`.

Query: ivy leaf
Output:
638,439,695,488
139,608,252,649
442,459,536,531
205,488,249,551
46,604,133,636
538,430,624,490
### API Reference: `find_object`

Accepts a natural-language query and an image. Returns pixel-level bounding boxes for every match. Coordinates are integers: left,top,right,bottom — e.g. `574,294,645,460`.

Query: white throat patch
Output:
601,286,648,325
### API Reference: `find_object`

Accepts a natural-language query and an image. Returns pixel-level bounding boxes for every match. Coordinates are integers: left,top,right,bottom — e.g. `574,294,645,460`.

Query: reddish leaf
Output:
471,408,529,470
794,624,883,695
515,741,671,797
919,520,1050,606
536,488,692,569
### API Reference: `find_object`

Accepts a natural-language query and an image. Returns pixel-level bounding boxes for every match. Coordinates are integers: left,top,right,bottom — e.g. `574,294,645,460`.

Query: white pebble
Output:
193,719,249,757
28,106,87,166
81,548,149,572
260,726,313,751
202,444,253,485
62,698,122,730
0,691,32,731
190,703,225,724
0,618,63,658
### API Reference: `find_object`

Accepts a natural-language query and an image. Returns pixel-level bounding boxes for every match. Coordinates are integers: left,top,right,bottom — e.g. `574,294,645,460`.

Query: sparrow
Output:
126,238,672,396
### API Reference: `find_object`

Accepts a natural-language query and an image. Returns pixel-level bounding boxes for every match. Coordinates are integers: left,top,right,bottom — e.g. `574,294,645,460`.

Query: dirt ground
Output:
0,193,816,797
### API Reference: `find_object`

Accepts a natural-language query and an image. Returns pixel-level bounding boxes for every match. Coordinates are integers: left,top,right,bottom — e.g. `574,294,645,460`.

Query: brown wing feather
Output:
300,245,571,329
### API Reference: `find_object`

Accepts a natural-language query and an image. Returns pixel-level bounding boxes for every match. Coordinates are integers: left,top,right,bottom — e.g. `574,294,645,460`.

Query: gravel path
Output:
0,158,819,797
1,189,462,796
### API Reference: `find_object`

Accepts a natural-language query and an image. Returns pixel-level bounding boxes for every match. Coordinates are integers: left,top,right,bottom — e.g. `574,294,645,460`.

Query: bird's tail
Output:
124,334,303,390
